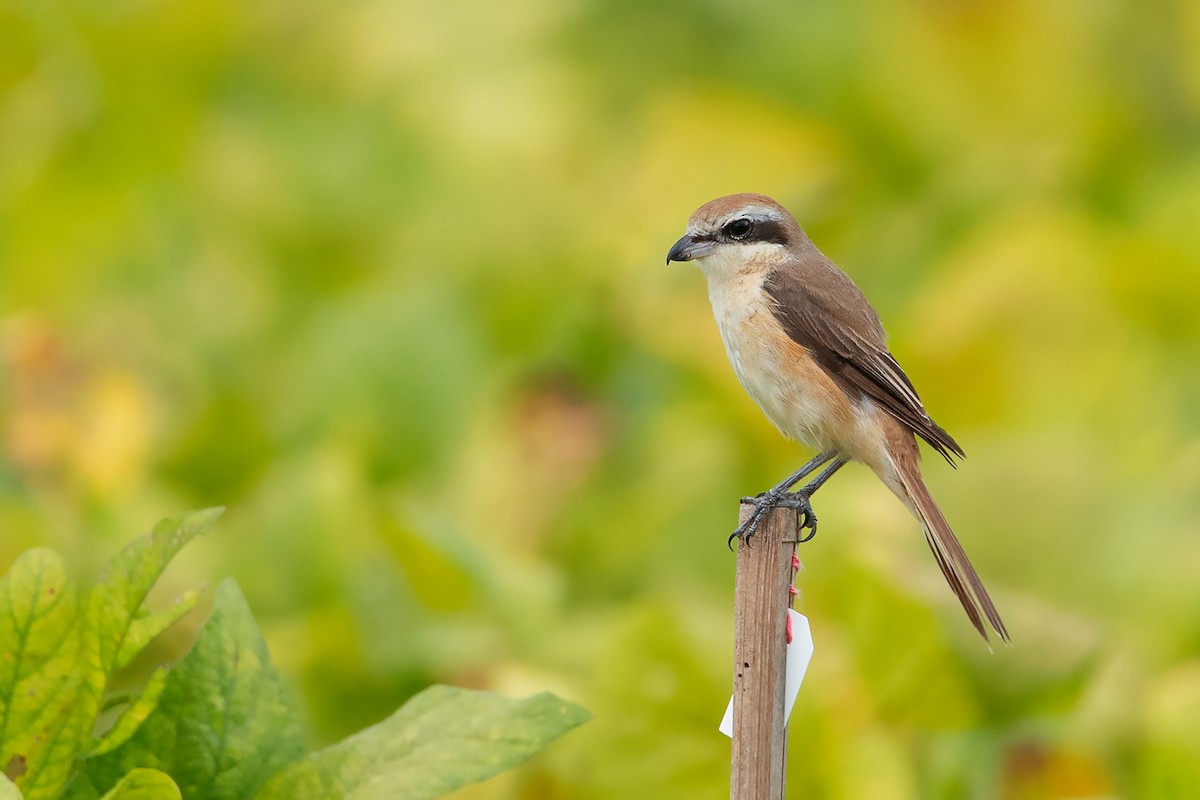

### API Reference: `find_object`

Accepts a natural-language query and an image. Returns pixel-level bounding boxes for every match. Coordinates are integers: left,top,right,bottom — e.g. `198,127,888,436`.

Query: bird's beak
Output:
666,233,714,264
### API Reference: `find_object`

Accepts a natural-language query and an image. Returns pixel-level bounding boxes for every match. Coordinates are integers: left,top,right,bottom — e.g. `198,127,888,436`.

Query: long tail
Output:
892,454,1009,643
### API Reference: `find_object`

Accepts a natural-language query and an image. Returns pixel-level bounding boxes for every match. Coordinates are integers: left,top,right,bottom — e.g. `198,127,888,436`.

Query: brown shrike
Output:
667,193,1008,642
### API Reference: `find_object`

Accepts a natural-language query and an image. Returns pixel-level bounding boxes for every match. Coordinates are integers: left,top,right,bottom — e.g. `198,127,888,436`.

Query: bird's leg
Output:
767,453,837,495
799,458,845,495
730,452,840,546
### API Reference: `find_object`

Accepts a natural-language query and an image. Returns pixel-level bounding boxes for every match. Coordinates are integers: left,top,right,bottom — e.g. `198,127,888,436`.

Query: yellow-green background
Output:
3,0,1199,797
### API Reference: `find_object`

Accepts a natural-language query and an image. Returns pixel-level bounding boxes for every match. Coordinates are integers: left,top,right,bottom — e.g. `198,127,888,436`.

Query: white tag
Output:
719,609,813,738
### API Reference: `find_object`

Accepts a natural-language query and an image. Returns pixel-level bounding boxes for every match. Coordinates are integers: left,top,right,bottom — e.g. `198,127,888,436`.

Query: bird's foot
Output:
728,488,819,548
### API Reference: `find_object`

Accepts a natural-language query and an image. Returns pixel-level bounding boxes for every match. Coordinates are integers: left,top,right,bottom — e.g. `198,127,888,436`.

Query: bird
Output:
666,192,1008,642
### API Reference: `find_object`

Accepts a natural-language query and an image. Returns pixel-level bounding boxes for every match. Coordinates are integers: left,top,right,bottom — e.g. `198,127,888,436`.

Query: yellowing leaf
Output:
0,549,98,800
89,671,169,758
0,511,221,799
88,508,223,675
114,591,201,672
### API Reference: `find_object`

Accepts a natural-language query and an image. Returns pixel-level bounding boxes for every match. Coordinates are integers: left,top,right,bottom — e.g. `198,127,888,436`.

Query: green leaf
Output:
114,590,201,672
0,549,99,800
0,510,222,799
89,671,169,758
254,685,590,800
97,769,179,800
89,509,223,675
85,579,305,800
0,773,21,800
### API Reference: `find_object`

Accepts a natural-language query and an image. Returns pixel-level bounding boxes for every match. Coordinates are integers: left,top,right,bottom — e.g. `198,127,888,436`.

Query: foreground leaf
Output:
89,509,223,674
97,769,179,800
89,671,169,758
255,685,590,800
114,590,202,673
0,550,97,800
85,579,304,800
0,511,221,799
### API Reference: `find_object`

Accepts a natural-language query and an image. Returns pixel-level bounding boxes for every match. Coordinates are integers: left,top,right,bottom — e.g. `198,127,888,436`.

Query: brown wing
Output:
764,259,965,464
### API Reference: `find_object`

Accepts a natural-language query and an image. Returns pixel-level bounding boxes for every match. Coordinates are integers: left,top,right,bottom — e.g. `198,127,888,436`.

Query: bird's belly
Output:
712,297,877,462
725,331,839,450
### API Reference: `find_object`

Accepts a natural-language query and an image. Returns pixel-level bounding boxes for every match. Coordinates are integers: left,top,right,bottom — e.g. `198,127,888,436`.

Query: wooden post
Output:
730,503,802,800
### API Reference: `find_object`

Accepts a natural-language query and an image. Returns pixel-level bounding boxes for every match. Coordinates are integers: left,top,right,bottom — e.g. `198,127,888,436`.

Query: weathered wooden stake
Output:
730,503,802,800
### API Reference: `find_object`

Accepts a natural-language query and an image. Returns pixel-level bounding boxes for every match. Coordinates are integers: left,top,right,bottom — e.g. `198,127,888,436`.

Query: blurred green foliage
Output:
2,0,1199,797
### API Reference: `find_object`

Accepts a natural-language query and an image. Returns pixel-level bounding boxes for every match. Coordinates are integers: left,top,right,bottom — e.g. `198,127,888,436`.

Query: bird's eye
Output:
724,218,753,240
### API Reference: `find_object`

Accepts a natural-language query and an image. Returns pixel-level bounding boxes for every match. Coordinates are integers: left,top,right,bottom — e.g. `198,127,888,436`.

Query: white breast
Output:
706,272,831,449
703,267,894,470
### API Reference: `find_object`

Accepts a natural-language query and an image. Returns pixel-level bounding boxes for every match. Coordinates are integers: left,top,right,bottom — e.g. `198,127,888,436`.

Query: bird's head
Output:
665,193,805,279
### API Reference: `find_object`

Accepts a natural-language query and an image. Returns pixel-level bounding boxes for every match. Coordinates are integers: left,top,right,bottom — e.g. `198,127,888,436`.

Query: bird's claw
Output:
729,489,819,549
771,490,819,542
